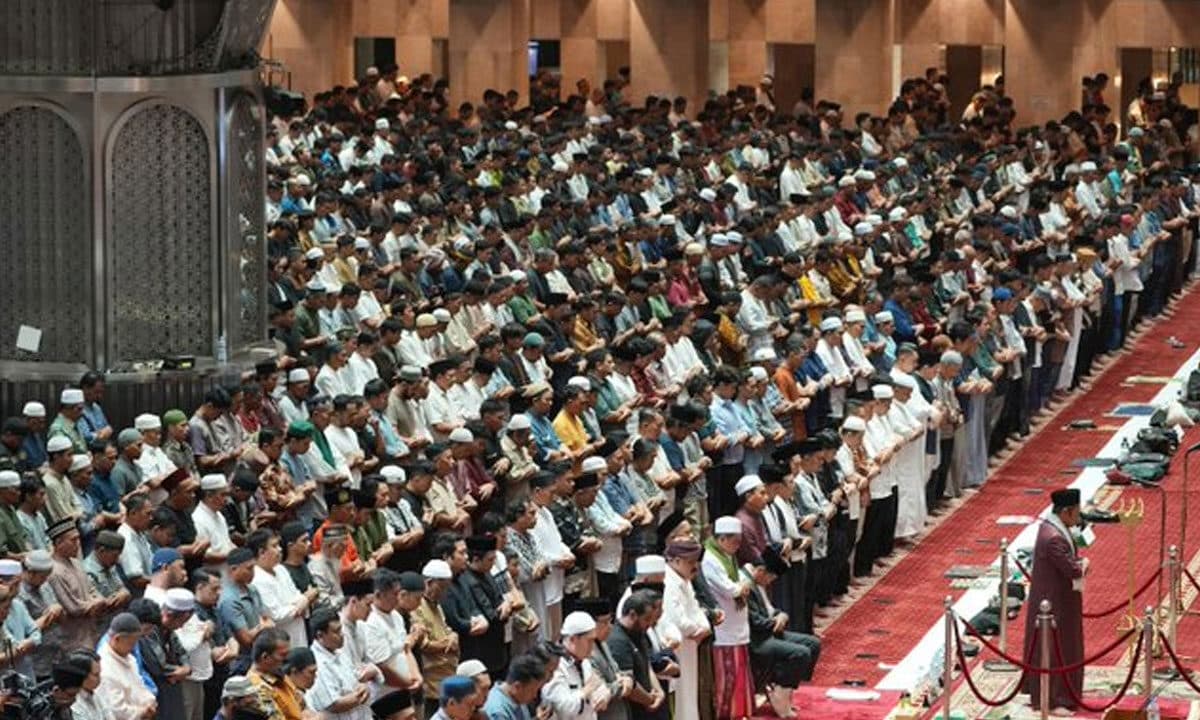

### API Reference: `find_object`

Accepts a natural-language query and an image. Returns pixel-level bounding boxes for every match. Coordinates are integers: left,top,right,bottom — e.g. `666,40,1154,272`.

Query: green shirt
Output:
294,303,320,340
48,415,85,454
0,504,28,556
508,294,538,324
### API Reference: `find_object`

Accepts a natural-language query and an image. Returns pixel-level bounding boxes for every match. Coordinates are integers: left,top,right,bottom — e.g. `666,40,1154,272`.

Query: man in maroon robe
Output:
1021,487,1088,713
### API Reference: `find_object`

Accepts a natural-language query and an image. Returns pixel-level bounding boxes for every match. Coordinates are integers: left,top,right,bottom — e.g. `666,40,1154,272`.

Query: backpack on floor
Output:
1187,369,1200,402
1131,427,1179,456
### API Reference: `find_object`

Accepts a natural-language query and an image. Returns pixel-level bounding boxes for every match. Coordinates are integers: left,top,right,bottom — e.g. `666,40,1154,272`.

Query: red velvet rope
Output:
955,614,1137,674
1158,631,1200,695
953,621,1033,707
1082,567,1162,619
1013,558,1032,580
1052,623,1143,713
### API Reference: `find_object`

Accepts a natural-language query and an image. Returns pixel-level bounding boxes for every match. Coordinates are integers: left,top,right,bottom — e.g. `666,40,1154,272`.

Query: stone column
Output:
725,0,769,93
559,0,606,94
629,0,710,116
448,0,530,107
814,0,896,115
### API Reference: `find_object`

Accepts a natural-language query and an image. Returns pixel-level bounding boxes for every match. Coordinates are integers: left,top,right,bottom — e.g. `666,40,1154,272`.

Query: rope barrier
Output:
952,621,1033,707
954,614,1137,674
1052,623,1143,713
1082,567,1162,619
1013,557,1031,580
1157,631,1200,695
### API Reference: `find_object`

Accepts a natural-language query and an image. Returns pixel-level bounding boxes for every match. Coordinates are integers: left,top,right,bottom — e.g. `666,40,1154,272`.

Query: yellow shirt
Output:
552,410,589,451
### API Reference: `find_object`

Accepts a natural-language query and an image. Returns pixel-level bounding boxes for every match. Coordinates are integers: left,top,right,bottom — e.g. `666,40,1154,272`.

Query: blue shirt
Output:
218,582,266,672
483,683,533,720
20,435,46,470
709,398,750,466
88,471,123,514
79,402,110,444
526,412,562,463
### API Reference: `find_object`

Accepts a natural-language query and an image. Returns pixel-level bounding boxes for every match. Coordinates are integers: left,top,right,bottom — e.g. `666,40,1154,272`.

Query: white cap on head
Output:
47,436,72,453
838,176,856,188
854,222,873,237
134,413,161,431
845,309,866,323
866,214,883,227
819,317,843,332
200,474,228,491
164,588,196,613
842,416,867,433
304,248,324,261
714,516,743,535
60,388,84,405
751,347,777,362
699,188,717,202
875,311,894,324
567,376,592,391
635,555,666,576
433,308,453,323
749,366,768,382
999,205,1019,219
561,611,597,637
509,270,527,283
375,118,389,130
734,475,763,496
0,471,19,489
893,373,917,390
68,454,92,474
1080,161,1098,172
507,414,531,431
448,428,474,443
888,207,908,222
380,465,406,485
21,402,45,418
580,456,608,474
0,559,21,577
287,368,309,384
872,384,894,400
893,157,908,168
422,559,453,580
941,350,964,366
456,660,488,677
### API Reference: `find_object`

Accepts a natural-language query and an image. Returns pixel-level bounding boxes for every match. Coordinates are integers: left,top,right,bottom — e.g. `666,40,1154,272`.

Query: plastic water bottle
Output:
1148,698,1161,720
216,333,228,366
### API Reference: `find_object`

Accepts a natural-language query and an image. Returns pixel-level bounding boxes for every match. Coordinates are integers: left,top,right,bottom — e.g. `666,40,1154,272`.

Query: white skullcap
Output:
888,207,908,222
714,516,743,535
845,309,866,323
304,248,324,261
635,555,666,576
0,471,19,489
415,313,437,328
21,402,45,418
432,308,453,323
164,588,195,613
709,233,730,248
871,384,894,400
866,214,883,227
200,474,229,491
893,157,908,168
509,269,527,282
837,176,856,188
47,436,73,453
999,205,1019,219
893,373,917,390
456,660,488,677
448,428,474,443
552,160,570,173
580,456,608,474
749,366,768,382
291,175,312,186
819,317,843,332
561,611,597,637
854,222,873,236
287,368,309,384
375,118,389,130
380,465,406,485
874,311,894,324
504,121,518,131
659,215,676,226
842,416,867,433
735,475,764,496
859,170,876,182
0,559,21,577
635,168,653,177
507,414,531,431
60,388,84,405
567,376,592,391
68,454,92,474
422,559,453,580
726,231,743,244
699,188,717,202
751,347,777,362
1080,161,1098,172
940,350,964,366
353,237,370,251
134,413,161,431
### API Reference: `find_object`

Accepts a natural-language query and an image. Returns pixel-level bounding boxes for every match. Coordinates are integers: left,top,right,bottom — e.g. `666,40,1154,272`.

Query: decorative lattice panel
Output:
229,91,266,344
0,0,95,75
110,104,213,362
0,106,91,363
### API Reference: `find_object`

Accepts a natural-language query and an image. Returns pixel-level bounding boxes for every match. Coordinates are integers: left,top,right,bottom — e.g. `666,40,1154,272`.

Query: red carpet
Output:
811,284,1200,689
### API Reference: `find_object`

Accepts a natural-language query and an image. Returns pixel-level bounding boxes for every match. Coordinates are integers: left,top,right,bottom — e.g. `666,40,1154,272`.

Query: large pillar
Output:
725,0,769,93
395,0,439,77
814,0,895,115
1004,0,1116,124
559,0,606,94
448,0,530,107
629,0,710,116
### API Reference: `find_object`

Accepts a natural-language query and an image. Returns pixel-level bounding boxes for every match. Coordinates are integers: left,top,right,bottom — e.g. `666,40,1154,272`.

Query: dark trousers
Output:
752,631,823,688
707,464,741,522
596,571,623,601
929,438,954,511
